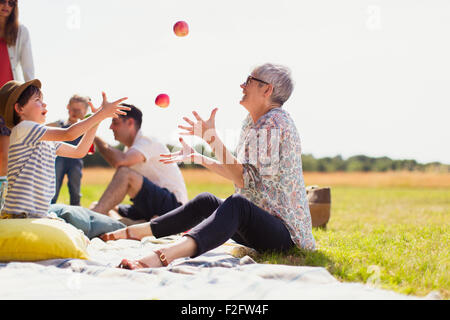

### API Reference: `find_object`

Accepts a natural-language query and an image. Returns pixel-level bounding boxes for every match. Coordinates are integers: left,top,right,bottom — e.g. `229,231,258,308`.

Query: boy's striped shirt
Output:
4,121,61,218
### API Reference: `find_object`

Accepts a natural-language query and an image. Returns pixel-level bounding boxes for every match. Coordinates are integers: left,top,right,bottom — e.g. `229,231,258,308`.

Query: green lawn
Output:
58,177,450,299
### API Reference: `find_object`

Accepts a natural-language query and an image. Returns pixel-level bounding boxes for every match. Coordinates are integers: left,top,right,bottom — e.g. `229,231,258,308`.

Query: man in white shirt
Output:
91,104,188,222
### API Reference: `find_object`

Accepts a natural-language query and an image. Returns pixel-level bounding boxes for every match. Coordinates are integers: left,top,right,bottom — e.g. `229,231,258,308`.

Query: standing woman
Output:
0,0,34,176
101,63,316,269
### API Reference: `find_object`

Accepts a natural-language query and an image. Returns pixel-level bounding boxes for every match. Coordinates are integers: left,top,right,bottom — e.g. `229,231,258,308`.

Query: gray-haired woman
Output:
101,63,316,269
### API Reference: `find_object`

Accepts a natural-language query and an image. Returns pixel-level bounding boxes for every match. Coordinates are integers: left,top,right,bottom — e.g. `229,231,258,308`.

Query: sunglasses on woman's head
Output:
0,0,16,7
244,75,270,87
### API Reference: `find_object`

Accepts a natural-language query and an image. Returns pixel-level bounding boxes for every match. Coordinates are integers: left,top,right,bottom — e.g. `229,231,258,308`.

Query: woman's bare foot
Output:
116,236,198,270
99,228,128,241
99,222,152,242
117,259,150,270
118,251,165,270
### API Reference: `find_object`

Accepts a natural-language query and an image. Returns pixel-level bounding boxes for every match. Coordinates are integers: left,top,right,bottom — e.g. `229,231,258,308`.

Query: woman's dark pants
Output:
150,192,295,257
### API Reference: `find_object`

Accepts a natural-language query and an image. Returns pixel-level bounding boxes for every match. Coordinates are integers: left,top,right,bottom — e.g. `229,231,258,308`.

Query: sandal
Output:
99,232,117,242
154,249,169,267
125,228,141,241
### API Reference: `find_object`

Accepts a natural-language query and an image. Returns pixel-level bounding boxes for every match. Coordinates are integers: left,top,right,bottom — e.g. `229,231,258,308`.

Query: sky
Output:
16,0,450,164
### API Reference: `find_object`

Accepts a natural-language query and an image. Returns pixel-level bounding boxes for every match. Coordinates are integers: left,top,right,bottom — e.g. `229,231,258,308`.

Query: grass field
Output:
57,168,450,299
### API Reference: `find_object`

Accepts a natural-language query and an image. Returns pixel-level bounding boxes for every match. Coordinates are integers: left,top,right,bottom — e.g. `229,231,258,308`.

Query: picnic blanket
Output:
0,235,427,300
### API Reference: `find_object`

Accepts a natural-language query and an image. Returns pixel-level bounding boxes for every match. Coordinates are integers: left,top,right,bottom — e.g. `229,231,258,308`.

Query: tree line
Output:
83,143,449,173
301,154,449,173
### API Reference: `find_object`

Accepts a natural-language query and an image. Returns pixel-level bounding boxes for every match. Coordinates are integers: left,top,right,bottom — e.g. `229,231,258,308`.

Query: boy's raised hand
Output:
98,92,129,118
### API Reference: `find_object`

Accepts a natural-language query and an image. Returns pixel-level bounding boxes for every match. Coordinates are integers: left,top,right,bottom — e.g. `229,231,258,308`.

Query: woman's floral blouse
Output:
235,108,315,250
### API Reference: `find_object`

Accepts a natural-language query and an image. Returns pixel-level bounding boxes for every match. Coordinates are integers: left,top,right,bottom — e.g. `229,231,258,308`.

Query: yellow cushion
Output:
0,218,89,262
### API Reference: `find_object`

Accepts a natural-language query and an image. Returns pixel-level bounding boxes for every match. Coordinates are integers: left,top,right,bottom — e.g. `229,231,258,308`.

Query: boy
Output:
47,94,91,206
0,79,129,219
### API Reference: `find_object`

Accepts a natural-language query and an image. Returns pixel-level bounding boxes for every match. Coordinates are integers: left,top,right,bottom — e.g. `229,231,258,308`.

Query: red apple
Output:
173,21,189,37
155,94,170,108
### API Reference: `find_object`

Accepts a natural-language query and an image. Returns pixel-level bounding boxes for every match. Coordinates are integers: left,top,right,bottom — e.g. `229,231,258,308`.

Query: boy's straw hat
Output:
0,79,42,129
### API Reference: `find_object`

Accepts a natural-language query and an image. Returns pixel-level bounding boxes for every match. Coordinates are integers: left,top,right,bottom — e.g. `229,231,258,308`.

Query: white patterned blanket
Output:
0,236,425,300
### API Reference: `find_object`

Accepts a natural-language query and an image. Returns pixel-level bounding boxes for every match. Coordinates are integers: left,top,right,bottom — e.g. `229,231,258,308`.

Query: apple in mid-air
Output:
173,21,189,37
155,94,170,108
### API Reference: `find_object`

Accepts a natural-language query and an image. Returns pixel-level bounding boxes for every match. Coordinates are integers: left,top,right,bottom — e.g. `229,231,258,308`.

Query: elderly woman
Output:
102,63,316,269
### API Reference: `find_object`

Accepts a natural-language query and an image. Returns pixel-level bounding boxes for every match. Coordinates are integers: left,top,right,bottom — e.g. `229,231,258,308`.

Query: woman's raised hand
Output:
178,108,218,144
159,137,201,165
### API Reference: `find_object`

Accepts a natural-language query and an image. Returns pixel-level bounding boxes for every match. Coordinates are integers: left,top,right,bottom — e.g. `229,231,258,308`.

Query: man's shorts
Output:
118,176,182,221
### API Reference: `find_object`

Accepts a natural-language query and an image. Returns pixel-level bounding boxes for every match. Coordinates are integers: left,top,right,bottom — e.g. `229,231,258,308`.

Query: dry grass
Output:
81,167,450,188
81,167,233,185
304,171,450,188
81,167,116,185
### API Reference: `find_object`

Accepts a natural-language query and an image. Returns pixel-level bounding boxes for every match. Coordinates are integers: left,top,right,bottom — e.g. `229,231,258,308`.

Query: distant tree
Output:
302,154,319,171
346,159,365,172
373,157,393,172
346,155,372,172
